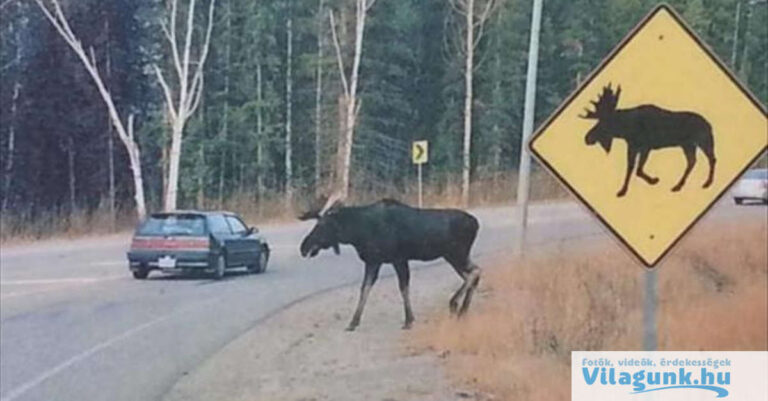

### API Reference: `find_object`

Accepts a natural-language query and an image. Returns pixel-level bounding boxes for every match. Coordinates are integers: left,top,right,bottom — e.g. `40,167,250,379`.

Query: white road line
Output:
0,276,124,286
0,276,125,300
0,299,219,401
0,287,67,300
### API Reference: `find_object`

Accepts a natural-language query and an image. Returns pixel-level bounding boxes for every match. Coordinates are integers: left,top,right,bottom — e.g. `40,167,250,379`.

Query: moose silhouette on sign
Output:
580,84,716,197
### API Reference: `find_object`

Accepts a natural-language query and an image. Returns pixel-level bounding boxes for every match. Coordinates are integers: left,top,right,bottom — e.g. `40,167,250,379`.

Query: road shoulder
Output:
162,264,483,401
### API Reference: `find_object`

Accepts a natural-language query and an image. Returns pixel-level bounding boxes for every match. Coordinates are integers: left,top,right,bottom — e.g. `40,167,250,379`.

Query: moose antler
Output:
318,191,344,216
579,83,622,119
298,193,330,220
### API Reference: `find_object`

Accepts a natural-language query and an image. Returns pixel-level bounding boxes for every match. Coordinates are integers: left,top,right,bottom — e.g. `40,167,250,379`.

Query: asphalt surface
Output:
0,201,762,401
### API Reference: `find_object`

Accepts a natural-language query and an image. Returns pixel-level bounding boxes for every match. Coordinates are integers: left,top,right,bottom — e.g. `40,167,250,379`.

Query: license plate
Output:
158,256,176,269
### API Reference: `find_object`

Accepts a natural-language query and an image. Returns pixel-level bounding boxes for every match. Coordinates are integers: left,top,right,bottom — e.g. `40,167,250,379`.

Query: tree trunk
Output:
336,94,346,188
35,0,148,219
165,122,184,211
105,18,115,226
256,62,264,202
218,0,231,208
126,116,146,220
197,146,205,208
329,0,374,199
155,0,217,212
3,83,20,213
107,114,115,221
285,0,294,206
461,0,474,207
67,136,76,211
314,0,325,193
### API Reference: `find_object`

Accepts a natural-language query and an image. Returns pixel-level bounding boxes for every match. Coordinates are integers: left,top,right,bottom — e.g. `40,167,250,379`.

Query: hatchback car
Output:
732,168,768,205
127,211,270,279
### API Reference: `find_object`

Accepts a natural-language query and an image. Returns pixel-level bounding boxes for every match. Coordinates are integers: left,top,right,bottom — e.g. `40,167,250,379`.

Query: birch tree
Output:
314,0,325,193
285,0,294,205
449,0,497,206
35,0,147,219
1,1,23,213
329,0,378,199
155,0,216,211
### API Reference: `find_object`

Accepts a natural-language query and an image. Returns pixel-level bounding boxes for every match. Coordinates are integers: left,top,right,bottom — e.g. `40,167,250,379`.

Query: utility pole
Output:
514,0,543,256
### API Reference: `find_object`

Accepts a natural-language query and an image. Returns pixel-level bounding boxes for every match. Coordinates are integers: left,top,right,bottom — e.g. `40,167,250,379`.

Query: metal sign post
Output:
514,0,544,256
643,269,658,351
417,163,423,208
412,140,428,208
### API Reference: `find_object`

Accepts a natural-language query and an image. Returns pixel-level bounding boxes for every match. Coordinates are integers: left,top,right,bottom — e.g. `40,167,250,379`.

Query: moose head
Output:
580,83,622,153
298,193,344,257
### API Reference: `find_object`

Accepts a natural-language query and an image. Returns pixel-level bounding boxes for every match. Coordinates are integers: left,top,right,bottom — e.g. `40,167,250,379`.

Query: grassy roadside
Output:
411,219,767,400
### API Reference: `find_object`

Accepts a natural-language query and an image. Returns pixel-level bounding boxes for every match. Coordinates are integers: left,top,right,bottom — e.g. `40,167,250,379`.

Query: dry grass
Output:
1,172,567,243
0,201,137,244
412,219,767,400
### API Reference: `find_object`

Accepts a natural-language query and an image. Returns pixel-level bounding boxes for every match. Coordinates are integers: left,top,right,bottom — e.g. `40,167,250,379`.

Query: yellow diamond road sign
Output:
412,140,428,164
529,5,767,268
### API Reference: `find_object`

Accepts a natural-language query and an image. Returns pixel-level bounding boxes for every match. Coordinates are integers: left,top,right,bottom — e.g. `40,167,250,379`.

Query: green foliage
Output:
2,0,766,216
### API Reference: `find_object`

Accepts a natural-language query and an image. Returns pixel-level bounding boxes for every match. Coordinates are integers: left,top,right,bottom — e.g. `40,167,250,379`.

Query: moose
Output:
580,84,716,197
298,194,481,331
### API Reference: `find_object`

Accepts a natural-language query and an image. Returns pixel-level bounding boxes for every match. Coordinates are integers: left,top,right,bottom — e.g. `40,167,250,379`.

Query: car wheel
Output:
213,254,226,280
257,245,270,273
734,197,743,205
248,246,269,274
132,267,149,280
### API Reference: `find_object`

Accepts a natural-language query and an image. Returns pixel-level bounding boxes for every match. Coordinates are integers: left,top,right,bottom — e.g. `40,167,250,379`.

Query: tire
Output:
212,254,226,280
257,245,270,273
132,267,149,280
248,245,269,274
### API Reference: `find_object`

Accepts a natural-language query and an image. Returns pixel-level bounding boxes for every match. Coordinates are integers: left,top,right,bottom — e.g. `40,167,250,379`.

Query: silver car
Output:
732,168,768,205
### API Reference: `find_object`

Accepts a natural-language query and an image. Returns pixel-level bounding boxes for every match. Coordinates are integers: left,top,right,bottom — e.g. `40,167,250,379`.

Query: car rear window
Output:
744,169,768,179
137,214,206,236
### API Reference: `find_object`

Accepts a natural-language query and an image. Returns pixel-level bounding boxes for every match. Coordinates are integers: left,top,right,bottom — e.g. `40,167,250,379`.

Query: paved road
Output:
0,201,761,401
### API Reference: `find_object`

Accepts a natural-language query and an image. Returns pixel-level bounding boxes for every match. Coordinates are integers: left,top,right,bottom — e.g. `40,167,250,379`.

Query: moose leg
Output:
672,146,696,192
636,150,659,185
617,149,638,197
445,254,472,315
458,262,481,316
347,263,381,331
393,261,415,329
449,280,467,315
701,142,716,189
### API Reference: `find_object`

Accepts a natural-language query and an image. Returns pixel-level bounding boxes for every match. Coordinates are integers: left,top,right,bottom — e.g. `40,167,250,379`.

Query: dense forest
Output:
1,0,766,235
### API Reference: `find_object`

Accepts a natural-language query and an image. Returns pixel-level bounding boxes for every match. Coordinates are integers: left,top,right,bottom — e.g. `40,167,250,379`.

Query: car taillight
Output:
131,237,210,250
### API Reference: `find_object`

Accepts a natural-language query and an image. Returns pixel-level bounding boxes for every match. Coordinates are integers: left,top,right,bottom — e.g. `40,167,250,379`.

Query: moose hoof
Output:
671,185,683,192
616,189,628,197
702,180,712,189
402,322,413,330
345,324,358,332
647,177,659,185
